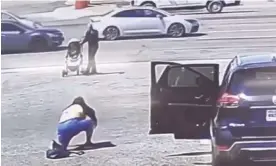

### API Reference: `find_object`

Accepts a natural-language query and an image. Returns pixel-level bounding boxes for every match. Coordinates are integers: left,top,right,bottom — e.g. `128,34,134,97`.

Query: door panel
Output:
150,61,219,139
137,9,165,35
175,0,188,6
1,23,28,51
150,61,180,134
187,0,206,6
117,18,142,35
158,0,177,7
112,9,142,35
1,33,8,51
4,31,28,51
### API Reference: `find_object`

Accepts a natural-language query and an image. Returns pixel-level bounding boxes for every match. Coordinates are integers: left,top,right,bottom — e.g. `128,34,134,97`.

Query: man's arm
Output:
84,106,98,125
80,30,89,45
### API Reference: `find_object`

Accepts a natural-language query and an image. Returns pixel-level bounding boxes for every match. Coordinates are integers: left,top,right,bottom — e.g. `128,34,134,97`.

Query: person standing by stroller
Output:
80,23,99,75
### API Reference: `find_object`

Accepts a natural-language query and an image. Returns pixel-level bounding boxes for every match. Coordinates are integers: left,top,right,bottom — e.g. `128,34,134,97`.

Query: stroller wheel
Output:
62,70,67,77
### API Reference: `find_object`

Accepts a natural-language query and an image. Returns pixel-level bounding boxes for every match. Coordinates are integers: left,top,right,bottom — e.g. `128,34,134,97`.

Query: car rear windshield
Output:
228,67,276,96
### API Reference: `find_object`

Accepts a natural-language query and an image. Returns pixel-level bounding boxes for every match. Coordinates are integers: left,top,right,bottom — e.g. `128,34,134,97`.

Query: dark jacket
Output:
80,29,99,46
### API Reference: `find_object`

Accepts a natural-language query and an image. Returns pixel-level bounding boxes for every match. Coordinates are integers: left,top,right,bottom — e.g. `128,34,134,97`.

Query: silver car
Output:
90,6,200,40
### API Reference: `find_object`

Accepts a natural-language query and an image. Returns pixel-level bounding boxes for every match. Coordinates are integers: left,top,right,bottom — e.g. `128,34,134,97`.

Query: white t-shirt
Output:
59,104,85,123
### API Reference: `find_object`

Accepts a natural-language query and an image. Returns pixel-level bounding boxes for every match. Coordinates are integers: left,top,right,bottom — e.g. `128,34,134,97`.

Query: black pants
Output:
86,44,98,74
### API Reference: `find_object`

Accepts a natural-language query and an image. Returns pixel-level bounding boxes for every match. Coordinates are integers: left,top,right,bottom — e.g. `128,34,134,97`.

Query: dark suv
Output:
149,54,276,165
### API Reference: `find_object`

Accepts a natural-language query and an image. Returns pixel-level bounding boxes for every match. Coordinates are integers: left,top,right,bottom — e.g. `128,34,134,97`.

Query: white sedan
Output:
90,7,200,40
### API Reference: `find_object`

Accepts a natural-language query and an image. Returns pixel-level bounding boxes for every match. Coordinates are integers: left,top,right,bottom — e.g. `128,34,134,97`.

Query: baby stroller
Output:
62,38,84,77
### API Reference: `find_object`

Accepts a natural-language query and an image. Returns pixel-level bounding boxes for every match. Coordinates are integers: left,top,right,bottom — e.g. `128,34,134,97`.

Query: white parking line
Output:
2,59,232,74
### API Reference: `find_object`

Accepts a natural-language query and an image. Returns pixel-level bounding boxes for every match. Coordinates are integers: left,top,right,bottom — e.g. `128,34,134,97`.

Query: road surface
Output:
1,0,66,15
2,4,276,166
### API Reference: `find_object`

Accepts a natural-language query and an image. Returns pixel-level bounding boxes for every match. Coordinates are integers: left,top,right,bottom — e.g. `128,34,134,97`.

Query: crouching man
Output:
55,96,97,150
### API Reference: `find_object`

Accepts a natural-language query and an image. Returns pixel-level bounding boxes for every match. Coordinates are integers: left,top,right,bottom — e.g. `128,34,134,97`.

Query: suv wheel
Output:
140,1,156,7
207,1,224,13
103,26,120,40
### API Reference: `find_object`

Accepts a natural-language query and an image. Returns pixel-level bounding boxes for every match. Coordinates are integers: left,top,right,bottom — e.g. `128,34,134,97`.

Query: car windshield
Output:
229,67,276,95
20,19,42,29
2,11,22,20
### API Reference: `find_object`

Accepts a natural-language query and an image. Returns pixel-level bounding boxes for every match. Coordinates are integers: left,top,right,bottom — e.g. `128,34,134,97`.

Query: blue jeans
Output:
57,118,93,149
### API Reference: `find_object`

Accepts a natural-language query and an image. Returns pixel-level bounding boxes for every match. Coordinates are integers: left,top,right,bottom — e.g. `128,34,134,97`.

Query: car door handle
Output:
195,95,204,99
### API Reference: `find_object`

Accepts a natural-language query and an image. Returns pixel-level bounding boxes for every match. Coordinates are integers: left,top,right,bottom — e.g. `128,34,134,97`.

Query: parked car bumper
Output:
216,140,276,163
191,25,199,33
185,19,200,33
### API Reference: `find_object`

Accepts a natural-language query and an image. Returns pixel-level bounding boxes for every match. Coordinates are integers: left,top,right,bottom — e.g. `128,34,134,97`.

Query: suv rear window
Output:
228,67,276,95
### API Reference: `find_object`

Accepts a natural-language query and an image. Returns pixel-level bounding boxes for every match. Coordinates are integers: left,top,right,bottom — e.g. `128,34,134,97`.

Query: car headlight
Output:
47,33,59,38
192,21,199,26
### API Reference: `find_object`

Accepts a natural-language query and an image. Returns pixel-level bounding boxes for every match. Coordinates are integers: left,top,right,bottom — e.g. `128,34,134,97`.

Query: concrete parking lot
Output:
2,2,276,166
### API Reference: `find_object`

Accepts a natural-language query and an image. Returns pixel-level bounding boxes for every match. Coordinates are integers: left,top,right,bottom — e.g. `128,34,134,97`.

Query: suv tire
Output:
29,37,48,52
207,1,224,13
140,1,156,7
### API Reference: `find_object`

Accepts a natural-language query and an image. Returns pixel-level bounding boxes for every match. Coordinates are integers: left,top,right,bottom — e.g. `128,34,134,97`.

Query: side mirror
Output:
156,14,163,19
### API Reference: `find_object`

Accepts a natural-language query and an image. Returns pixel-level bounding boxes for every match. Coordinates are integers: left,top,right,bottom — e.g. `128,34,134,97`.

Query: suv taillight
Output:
217,93,240,107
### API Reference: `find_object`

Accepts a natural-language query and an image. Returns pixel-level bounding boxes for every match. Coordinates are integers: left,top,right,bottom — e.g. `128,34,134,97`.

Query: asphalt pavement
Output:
2,4,276,166
1,0,67,15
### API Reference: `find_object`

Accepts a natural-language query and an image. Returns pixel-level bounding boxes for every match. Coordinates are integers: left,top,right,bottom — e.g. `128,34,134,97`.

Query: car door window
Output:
1,13,15,21
142,9,166,17
2,23,22,32
112,9,144,17
168,66,214,88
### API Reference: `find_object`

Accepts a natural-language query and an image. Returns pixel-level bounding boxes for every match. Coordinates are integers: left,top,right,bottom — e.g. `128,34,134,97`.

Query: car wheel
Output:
140,1,156,7
207,1,224,13
167,23,185,37
103,26,120,40
29,37,48,52
62,70,67,77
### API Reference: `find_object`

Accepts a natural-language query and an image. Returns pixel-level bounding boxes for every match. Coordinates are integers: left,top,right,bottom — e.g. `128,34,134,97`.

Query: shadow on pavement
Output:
92,72,125,75
193,162,212,165
101,33,207,42
1,46,67,55
70,141,116,151
167,151,211,157
62,72,125,78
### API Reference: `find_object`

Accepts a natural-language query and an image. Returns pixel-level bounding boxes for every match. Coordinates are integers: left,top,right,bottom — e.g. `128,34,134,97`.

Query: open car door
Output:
150,61,219,139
